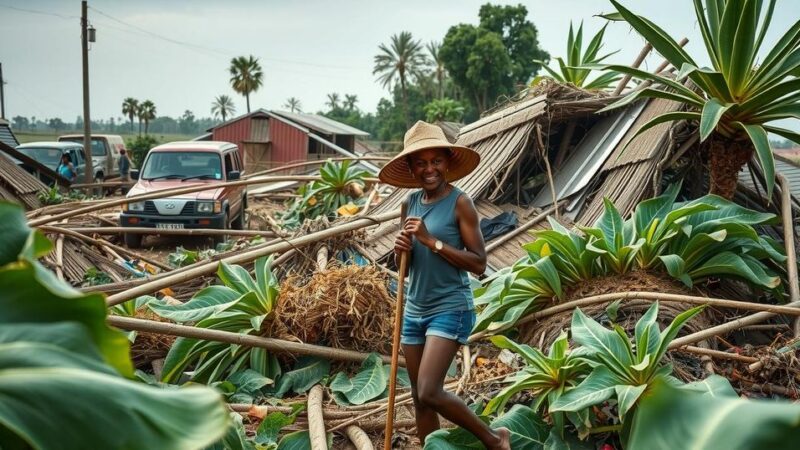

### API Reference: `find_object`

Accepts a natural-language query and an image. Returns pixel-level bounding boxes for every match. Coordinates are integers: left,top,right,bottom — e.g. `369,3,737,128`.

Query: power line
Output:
0,3,78,20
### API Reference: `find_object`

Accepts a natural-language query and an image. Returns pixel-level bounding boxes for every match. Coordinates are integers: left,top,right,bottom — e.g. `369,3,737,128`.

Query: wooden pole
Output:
81,0,93,185
613,43,653,96
105,210,400,306
777,174,800,330
57,226,277,238
384,251,408,450
107,315,403,365
307,385,327,450
245,156,391,179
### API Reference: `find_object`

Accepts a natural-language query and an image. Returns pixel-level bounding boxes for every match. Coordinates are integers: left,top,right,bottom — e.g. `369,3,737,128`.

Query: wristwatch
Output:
432,239,444,253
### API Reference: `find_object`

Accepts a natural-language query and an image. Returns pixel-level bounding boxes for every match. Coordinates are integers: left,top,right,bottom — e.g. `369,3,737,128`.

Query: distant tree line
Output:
10,111,218,137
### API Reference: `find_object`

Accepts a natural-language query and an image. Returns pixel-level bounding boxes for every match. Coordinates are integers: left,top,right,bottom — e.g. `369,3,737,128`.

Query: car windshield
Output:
17,147,67,170
141,151,222,181
61,138,106,156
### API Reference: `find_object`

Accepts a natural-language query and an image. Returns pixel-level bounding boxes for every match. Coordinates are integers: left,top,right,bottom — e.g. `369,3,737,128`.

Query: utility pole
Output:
81,0,93,184
0,63,6,119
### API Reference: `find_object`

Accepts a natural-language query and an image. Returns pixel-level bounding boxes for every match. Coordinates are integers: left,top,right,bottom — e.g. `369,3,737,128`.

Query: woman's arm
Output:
404,194,486,275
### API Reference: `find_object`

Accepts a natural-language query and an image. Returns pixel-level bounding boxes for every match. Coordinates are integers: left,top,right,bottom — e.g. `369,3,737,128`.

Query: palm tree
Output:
427,41,446,99
122,98,139,132
325,93,340,110
283,97,302,113
139,100,156,135
344,94,358,111
603,0,800,199
229,55,263,113
211,95,236,122
373,31,428,127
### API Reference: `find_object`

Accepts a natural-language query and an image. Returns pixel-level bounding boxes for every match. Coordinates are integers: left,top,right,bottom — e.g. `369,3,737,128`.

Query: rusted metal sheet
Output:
269,117,307,166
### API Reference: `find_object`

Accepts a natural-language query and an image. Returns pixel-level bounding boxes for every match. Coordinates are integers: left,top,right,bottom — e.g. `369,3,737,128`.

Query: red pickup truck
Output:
120,141,246,248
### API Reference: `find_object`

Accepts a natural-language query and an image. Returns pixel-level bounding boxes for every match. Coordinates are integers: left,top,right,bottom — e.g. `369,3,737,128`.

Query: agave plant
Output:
533,21,621,90
281,160,369,228
550,302,705,418
601,0,800,199
151,256,281,384
484,333,591,439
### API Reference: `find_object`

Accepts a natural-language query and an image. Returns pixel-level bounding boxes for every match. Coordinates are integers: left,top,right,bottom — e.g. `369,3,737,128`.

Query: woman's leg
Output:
401,343,441,441
415,336,509,449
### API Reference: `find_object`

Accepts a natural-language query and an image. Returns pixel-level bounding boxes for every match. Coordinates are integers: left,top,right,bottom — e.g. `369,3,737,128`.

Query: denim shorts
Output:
401,309,476,345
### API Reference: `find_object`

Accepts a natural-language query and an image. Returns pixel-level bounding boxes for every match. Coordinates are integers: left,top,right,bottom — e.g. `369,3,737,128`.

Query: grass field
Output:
15,131,195,145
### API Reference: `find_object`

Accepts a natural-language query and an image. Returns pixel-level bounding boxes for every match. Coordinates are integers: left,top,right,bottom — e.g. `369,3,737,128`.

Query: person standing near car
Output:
380,121,510,450
119,148,131,181
56,153,77,182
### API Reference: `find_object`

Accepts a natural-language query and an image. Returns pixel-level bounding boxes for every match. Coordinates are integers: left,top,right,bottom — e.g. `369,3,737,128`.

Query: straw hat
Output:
378,121,480,188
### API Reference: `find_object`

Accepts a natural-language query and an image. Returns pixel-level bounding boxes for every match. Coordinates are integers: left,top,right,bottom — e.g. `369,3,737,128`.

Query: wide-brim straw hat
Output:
378,121,480,188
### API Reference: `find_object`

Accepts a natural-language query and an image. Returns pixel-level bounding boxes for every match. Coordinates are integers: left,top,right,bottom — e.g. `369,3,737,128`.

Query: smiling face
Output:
408,148,451,191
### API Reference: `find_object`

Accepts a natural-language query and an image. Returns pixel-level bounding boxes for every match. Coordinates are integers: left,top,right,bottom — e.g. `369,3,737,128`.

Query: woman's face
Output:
409,148,450,191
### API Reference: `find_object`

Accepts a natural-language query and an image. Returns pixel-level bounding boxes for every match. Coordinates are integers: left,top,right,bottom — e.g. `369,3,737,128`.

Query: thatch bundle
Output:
270,264,395,354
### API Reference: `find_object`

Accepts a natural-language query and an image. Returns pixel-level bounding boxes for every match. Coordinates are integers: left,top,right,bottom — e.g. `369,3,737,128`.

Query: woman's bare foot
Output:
490,427,511,450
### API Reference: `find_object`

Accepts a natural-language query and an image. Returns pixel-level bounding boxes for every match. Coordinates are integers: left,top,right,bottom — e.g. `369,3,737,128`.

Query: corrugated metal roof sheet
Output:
0,119,19,148
272,111,369,137
739,155,800,197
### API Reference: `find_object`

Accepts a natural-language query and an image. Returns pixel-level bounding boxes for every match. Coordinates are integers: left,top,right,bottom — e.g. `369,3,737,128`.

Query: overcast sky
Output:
1,0,798,125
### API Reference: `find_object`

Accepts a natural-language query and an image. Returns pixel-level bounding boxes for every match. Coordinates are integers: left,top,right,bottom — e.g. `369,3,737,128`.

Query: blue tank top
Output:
58,163,75,180
404,186,473,316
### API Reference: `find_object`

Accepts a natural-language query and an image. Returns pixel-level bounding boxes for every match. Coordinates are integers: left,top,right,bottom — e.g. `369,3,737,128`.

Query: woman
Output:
379,121,510,449
56,153,77,182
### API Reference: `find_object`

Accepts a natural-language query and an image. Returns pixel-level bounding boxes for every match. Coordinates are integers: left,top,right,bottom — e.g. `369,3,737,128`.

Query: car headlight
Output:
196,201,215,213
126,201,145,212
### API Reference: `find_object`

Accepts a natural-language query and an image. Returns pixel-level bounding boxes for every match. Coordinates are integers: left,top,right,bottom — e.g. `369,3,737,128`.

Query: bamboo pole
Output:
777,174,800,335
669,301,800,349
307,385,327,450
385,251,408,450
28,174,379,227
316,246,329,272
613,43,653,96
345,426,374,450
107,315,404,365
57,226,277,238
535,124,560,220
105,210,400,306
245,156,391,178
228,403,356,419
675,345,758,363
469,292,800,343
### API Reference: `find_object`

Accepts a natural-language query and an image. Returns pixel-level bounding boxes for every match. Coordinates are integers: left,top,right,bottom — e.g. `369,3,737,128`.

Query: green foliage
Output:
373,31,429,126
329,353,410,406
424,404,551,449
533,21,620,90
424,97,466,122
168,245,201,267
82,266,113,287
153,256,281,383
125,134,159,166
440,4,549,112
602,0,800,198
0,201,229,449
475,189,785,333
37,186,63,205
272,356,331,398
280,160,369,229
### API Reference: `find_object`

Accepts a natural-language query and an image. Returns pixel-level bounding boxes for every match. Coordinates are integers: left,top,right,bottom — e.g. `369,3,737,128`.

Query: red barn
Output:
198,109,373,174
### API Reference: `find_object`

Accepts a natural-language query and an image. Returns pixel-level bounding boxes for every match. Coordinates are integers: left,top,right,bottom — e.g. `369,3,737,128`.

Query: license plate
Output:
156,223,184,230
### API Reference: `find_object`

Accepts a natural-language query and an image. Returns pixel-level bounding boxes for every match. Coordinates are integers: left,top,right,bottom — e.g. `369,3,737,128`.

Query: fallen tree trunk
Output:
105,211,400,306
107,315,405,366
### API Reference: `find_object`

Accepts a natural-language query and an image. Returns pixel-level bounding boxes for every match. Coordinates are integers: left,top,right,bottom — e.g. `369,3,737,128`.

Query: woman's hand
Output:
404,217,434,248
394,230,412,256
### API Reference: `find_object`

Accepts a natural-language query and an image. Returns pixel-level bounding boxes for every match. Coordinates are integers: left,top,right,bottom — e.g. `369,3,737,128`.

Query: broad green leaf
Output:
0,365,228,450
205,412,254,450
0,202,52,265
273,356,331,398
0,323,104,362
255,405,304,447
658,254,692,287
634,302,660,360
148,285,240,322
689,251,779,288
627,377,800,450
543,429,594,450
550,366,620,412
739,122,775,199
615,384,647,417
329,353,387,405
679,374,738,397
570,308,634,369
218,261,260,296
0,260,132,376
425,404,548,450
699,98,733,141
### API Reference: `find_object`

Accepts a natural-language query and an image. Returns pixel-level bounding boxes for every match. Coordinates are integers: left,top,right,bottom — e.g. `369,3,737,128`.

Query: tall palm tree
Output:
283,97,302,113
325,93,340,110
139,100,156,135
373,31,428,127
211,95,236,122
343,94,358,111
427,41,446,99
121,97,139,132
229,55,263,113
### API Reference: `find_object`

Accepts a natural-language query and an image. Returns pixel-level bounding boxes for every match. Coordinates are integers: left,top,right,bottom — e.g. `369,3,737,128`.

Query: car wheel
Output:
93,173,104,197
212,213,229,248
124,232,142,249
231,209,244,230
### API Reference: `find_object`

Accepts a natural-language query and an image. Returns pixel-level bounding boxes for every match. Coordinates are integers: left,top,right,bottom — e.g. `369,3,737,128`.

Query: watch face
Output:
435,240,443,251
